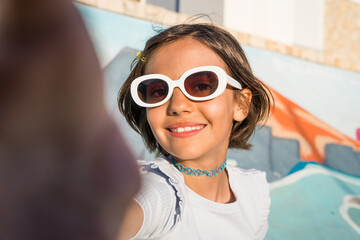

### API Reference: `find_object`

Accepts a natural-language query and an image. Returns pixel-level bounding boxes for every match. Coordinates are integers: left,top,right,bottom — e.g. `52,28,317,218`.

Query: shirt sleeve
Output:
131,170,178,239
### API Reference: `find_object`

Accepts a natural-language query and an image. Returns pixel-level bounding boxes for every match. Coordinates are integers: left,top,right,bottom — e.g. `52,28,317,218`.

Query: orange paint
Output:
265,87,360,163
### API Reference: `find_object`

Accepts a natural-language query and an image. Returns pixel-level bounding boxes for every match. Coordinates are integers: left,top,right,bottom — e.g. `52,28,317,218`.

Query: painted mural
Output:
267,162,360,239
77,3,360,238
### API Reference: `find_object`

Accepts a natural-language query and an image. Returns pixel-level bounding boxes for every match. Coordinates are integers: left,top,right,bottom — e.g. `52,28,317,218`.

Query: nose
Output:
167,88,194,115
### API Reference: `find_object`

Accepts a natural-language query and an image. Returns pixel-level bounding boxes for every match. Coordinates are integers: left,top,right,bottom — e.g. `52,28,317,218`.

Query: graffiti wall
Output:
77,3,360,239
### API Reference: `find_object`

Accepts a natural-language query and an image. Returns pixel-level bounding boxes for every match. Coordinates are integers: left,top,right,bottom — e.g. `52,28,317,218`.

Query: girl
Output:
117,23,272,240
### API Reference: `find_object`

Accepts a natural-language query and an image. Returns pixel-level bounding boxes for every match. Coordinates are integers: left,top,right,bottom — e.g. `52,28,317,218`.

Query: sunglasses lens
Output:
185,71,219,98
137,79,169,104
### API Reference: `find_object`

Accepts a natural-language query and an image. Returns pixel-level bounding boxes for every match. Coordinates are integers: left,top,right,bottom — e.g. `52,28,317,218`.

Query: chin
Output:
168,149,204,161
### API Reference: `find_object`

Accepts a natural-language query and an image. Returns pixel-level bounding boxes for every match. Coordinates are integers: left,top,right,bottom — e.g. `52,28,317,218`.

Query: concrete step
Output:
271,137,301,180
324,144,360,177
227,126,275,181
227,126,303,182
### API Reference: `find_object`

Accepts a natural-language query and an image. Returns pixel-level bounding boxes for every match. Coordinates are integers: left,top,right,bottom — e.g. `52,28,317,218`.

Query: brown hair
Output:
118,23,273,156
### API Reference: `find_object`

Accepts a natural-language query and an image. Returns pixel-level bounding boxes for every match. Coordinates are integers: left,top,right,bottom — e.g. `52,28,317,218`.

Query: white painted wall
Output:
293,0,324,50
179,0,224,24
223,0,295,45
265,0,295,45
223,0,324,50
223,0,255,35
150,0,326,50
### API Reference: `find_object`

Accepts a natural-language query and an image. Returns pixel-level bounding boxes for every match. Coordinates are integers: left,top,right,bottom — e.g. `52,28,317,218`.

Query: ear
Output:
233,88,252,122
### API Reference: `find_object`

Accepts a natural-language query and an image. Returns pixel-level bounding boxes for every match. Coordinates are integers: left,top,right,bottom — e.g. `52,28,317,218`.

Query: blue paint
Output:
76,3,164,66
348,208,360,227
288,161,315,174
267,163,360,239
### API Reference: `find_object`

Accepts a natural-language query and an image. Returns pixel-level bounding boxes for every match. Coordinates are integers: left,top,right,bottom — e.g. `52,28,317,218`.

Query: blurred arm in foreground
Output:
0,1,139,240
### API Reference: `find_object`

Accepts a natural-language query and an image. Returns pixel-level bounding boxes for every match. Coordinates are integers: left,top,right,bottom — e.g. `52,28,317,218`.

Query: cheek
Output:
206,93,235,122
146,108,157,129
146,107,164,134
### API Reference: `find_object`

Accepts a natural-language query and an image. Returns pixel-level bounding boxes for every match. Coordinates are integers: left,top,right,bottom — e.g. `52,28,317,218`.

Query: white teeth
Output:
171,126,203,133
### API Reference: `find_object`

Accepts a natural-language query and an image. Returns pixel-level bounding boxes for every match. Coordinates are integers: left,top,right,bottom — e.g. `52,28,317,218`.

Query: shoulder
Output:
229,165,268,188
137,158,175,176
227,164,270,240
132,159,185,239
136,159,183,187
136,158,185,207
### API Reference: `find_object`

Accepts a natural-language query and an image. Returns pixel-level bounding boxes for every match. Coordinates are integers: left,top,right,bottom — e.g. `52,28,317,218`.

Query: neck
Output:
169,155,235,203
184,170,235,203
170,156,227,177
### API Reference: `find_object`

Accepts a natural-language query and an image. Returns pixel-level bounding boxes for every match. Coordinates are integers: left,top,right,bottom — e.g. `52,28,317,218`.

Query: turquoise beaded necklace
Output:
170,156,227,177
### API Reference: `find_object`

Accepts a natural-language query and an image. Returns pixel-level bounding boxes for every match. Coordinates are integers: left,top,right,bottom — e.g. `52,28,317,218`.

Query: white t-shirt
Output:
132,158,270,240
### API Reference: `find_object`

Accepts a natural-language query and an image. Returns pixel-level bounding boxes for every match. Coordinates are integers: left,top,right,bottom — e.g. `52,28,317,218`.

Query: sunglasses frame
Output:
130,65,242,107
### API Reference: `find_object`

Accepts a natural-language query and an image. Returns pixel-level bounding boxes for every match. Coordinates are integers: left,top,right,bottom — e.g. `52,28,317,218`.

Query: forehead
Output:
144,37,227,78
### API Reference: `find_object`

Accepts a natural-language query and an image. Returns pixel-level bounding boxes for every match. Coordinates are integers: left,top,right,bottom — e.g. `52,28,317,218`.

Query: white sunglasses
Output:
130,65,242,107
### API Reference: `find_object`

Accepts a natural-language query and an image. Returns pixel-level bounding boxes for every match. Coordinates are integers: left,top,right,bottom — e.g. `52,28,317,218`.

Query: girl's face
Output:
145,38,250,164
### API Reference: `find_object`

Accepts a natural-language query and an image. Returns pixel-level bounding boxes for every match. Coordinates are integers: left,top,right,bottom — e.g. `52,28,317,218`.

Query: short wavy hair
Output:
118,23,273,156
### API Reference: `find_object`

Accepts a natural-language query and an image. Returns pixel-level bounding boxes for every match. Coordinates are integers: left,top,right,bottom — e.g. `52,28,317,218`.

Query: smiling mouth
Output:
168,125,204,133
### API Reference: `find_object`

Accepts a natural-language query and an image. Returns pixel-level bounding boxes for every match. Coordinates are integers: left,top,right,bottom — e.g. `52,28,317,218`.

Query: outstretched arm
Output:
0,1,139,240
117,200,144,240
